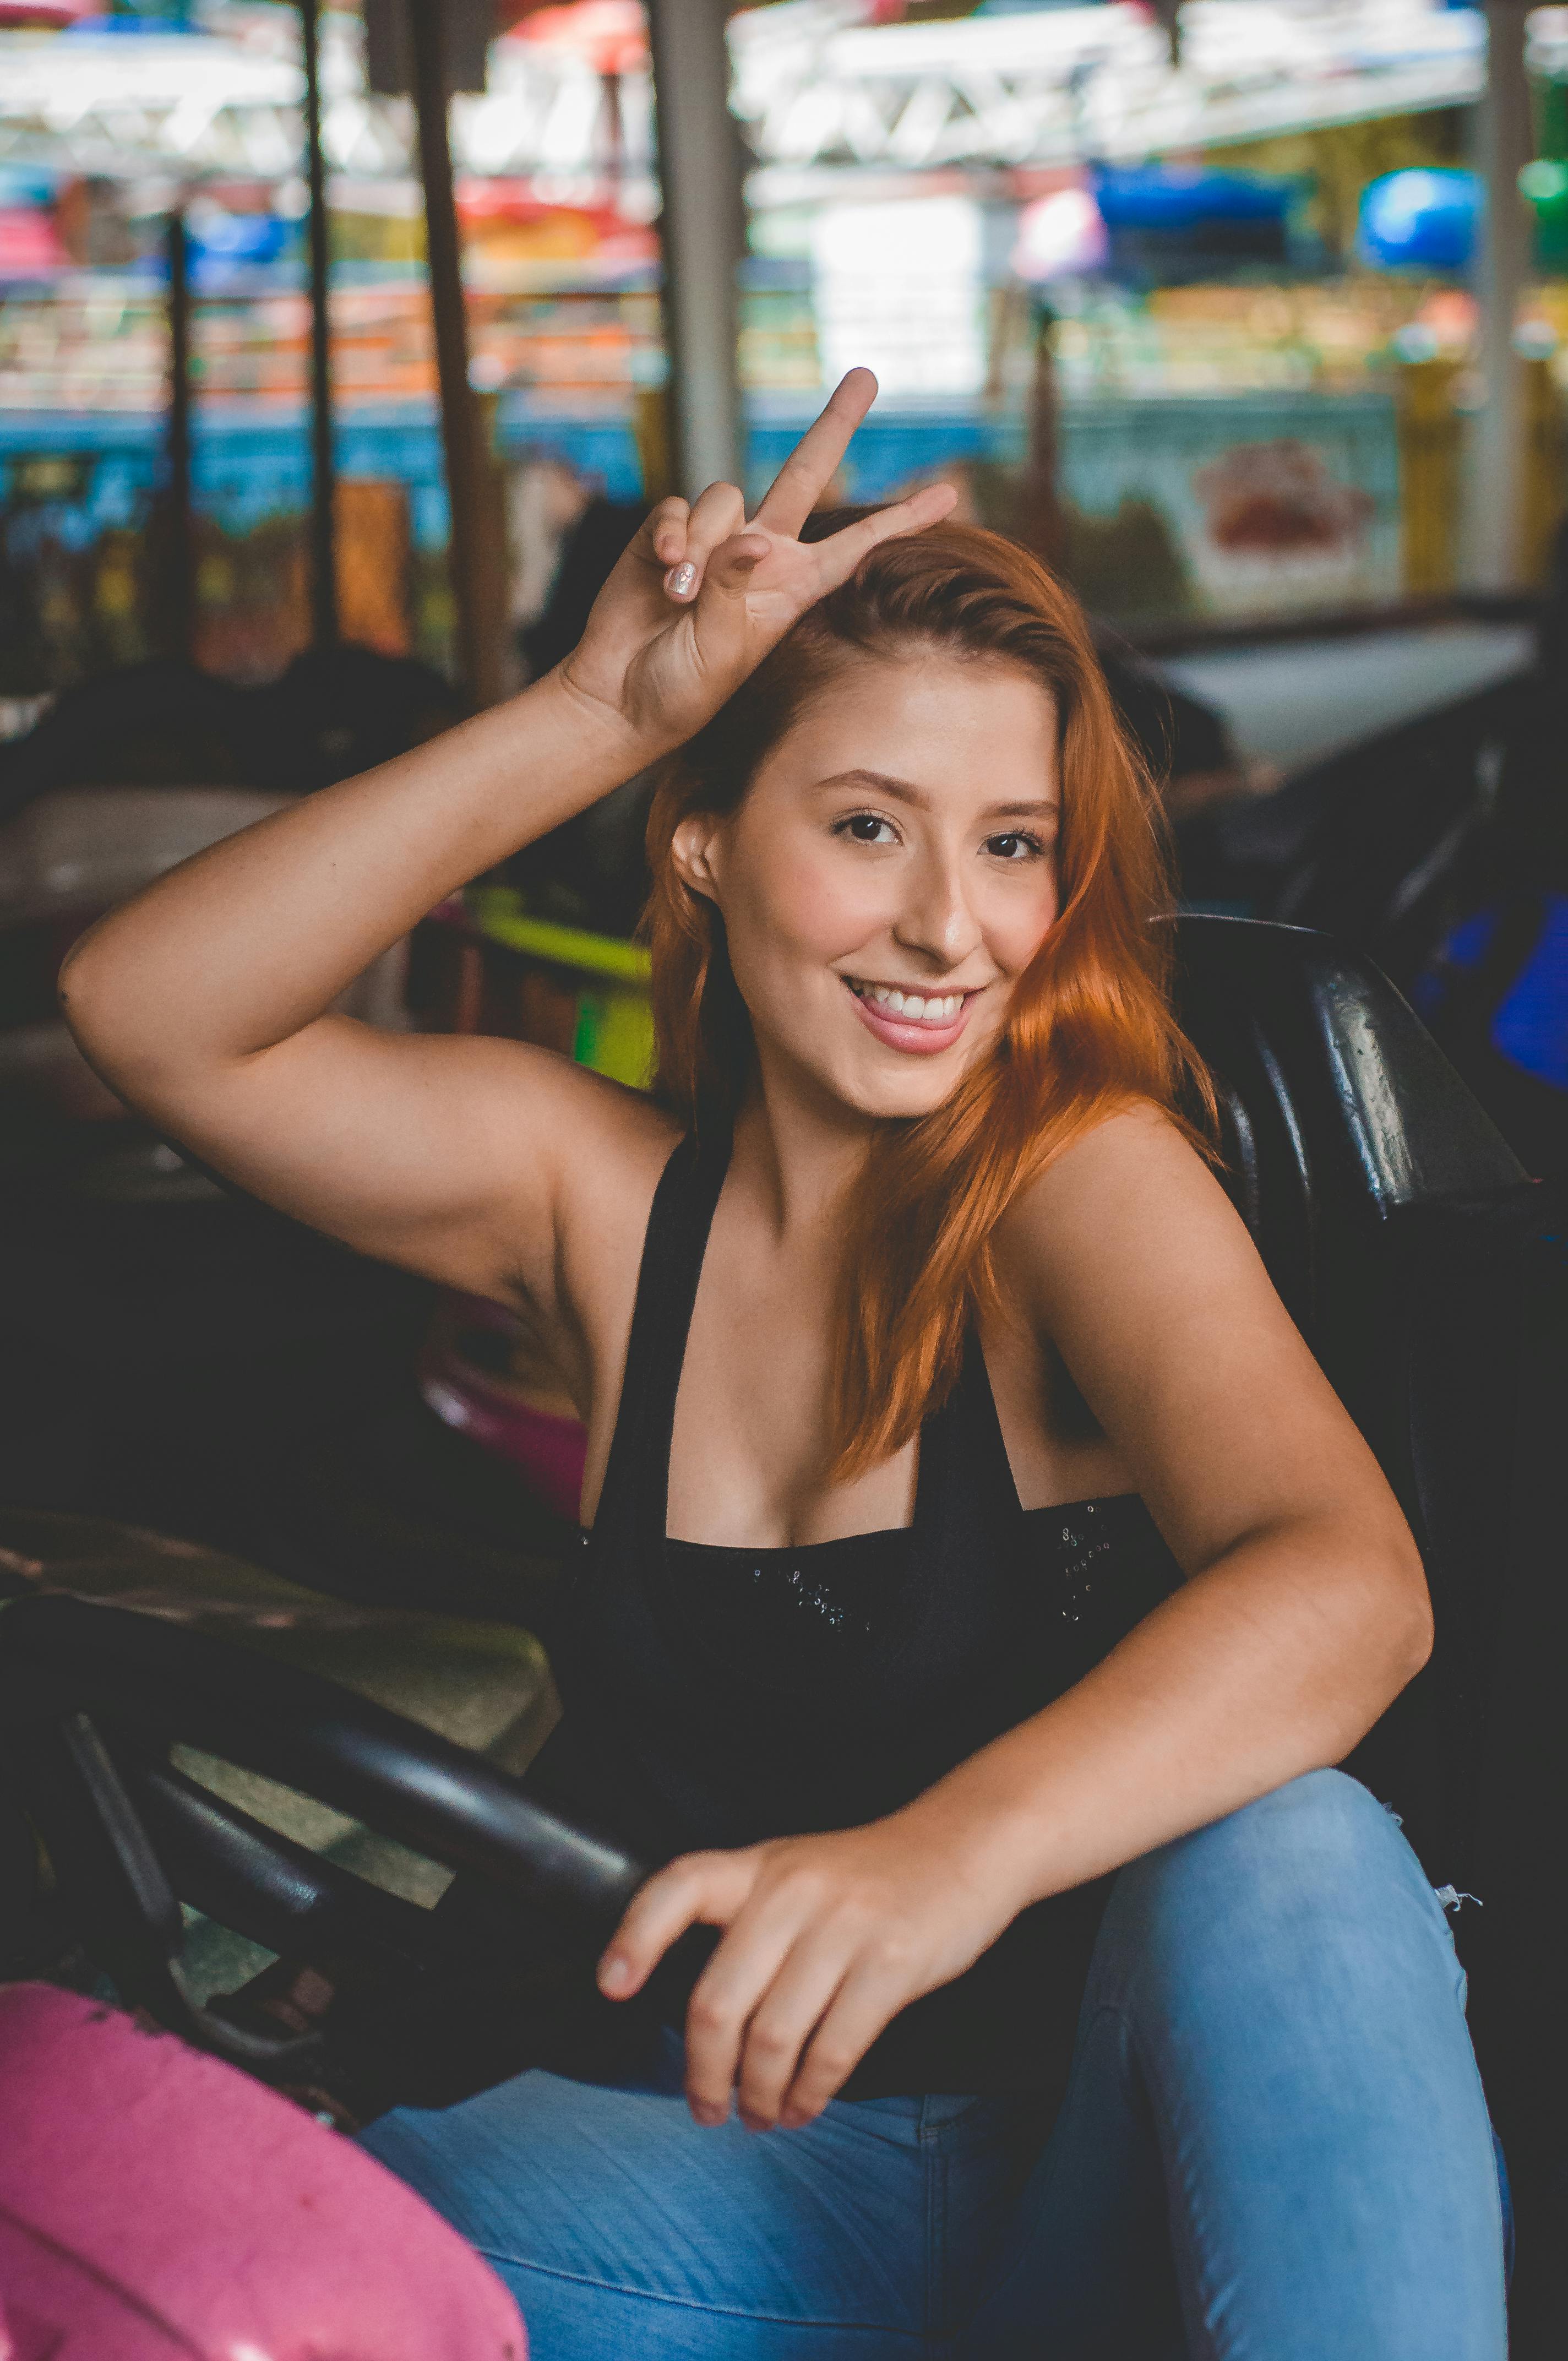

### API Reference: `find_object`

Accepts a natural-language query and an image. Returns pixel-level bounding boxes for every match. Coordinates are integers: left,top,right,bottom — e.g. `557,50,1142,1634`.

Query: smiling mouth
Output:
843,977,973,1029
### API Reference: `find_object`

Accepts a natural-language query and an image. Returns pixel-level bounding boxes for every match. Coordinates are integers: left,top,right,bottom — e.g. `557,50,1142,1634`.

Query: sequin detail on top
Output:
668,1528,906,1684
664,1494,1174,1694
1058,1499,1115,1626
750,1560,868,1638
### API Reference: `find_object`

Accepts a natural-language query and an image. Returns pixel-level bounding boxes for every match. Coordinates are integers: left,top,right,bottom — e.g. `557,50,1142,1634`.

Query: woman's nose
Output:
891,852,981,971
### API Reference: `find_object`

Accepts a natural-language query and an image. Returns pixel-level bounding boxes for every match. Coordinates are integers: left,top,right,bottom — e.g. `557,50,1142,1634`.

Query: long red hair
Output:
643,520,1208,1481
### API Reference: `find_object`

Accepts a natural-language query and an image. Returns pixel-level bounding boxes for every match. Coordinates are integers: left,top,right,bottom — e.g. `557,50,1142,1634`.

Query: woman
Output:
61,375,1505,2358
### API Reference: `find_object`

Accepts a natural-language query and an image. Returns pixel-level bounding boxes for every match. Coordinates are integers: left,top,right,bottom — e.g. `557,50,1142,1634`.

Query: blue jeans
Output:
361,1770,1507,2357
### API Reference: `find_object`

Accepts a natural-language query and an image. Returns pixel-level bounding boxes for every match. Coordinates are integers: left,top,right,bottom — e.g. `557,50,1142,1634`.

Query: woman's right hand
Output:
558,369,956,757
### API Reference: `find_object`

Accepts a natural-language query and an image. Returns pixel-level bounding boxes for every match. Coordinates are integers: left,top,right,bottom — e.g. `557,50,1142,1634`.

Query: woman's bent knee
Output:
1093,1769,1463,2015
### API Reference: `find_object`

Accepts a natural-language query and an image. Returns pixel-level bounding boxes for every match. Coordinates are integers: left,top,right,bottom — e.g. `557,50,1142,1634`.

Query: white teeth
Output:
848,980,966,1024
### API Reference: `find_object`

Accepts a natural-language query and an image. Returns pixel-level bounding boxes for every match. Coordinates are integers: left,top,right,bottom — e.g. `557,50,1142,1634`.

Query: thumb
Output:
701,531,770,601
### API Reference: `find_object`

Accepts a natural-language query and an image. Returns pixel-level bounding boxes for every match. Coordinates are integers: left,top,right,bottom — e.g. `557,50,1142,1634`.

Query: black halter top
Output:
523,1130,1184,2098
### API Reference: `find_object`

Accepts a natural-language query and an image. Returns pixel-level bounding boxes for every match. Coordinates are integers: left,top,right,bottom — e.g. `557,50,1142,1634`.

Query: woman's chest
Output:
662,1291,1133,1548
665,1261,917,1547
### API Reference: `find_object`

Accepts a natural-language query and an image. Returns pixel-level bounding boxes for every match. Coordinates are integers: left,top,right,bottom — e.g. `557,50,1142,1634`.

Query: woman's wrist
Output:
522,662,668,796
891,1782,1047,1929
550,641,697,775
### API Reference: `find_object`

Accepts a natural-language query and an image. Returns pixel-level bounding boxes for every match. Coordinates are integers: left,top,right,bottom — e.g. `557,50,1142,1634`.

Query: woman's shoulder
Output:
1010,1094,1217,1216
991,1096,1247,1314
538,1058,687,1231
464,1038,684,1303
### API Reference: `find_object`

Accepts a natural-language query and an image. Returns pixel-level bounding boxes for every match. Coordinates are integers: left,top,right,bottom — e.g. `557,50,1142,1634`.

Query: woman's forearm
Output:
59,667,641,1082
907,1517,1431,1914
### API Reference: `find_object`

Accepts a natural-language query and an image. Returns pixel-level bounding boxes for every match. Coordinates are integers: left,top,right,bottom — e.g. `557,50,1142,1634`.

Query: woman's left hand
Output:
596,1811,1021,2130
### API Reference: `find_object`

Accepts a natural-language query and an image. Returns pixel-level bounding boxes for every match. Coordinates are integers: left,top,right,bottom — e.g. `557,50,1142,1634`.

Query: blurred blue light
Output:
1358,168,1479,273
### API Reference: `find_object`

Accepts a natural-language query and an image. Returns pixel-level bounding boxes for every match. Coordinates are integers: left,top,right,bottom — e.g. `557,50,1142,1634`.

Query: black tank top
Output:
524,1130,1184,2098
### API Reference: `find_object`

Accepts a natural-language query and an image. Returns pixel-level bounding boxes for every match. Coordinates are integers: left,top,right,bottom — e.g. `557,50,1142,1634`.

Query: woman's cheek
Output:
993,880,1059,977
766,845,891,960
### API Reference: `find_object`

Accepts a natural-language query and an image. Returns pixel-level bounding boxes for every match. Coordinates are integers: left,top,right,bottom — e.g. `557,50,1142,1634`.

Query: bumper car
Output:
0,780,407,1201
0,917,1562,2353
0,1982,526,2359
1194,640,1566,1179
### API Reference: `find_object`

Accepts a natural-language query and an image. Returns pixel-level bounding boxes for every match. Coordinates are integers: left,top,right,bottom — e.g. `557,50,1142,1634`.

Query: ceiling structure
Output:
0,1,1532,198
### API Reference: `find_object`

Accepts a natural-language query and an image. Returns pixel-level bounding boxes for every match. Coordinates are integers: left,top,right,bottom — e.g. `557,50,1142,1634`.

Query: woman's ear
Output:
671,813,723,904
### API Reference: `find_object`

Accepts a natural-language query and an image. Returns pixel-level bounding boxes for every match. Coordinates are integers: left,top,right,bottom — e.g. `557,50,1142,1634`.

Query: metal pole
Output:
1469,0,1534,592
407,0,504,705
646,0,745,497
164,205,195,661
300,0,338,646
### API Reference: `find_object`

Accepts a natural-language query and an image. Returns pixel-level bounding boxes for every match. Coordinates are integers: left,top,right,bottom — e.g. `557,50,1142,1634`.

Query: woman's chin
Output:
808,1044,978,1124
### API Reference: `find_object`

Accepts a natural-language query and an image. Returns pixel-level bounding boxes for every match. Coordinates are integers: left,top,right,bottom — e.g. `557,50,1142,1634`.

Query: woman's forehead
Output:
752,653,1058,795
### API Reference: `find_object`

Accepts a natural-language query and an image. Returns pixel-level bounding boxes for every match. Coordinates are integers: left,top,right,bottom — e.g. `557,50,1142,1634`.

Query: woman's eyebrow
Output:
984,797,1060,822
817,769,1059,820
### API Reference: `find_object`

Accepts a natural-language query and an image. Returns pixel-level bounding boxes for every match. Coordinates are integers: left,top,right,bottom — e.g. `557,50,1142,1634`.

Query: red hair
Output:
643,520,1208,1480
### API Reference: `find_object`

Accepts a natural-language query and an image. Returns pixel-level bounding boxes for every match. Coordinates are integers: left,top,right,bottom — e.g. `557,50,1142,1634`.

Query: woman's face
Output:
673,649,1061,1123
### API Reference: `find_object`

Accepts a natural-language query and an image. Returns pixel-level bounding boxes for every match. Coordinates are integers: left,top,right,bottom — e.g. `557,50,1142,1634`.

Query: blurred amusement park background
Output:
3,0,1568,682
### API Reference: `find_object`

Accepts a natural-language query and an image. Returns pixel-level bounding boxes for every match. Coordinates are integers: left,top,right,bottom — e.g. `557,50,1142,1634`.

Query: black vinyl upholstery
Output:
1174,917,1566,2347
1171,916,1534,1872
1172,913,1525,1354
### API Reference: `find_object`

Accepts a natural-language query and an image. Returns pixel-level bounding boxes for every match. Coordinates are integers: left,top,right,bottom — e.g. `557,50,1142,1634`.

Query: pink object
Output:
0,1983,525,2360
421,1308,587,1523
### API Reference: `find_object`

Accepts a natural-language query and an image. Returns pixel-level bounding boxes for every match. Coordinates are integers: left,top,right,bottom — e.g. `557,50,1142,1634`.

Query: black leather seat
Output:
1175,915,1566,2349
1175,918,1513,1846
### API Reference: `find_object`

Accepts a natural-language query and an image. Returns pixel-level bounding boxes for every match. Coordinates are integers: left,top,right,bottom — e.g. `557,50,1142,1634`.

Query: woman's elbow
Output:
1367,1528,1434,1698
58,932,119,1055
56,944,167,1113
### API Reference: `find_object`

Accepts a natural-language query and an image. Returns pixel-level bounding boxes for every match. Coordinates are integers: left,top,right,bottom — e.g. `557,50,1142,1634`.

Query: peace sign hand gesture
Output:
559,369,956,758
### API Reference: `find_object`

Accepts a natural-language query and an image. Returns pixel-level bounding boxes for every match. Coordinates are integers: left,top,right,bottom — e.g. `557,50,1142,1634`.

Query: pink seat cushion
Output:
0,1982,525,2360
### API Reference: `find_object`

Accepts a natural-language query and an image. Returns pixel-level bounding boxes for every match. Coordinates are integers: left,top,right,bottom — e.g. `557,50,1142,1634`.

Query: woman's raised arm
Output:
57,665,658,1304
57,372,954,1305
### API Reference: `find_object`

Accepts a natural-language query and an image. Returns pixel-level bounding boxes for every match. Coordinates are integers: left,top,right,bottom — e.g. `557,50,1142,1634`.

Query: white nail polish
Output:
668,562,697,599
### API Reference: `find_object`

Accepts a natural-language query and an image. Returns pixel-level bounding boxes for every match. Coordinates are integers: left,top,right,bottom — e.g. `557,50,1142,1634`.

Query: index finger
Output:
752,367,878,537
598,1851,750,1998
804,478,959,596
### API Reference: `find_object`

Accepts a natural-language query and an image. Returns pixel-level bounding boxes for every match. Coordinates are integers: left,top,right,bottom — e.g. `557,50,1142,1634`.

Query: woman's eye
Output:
985,830,1045,862
836,812,897,846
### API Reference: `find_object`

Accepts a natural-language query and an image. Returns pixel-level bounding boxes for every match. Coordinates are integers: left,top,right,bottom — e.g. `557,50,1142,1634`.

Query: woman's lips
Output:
842,976,973,1056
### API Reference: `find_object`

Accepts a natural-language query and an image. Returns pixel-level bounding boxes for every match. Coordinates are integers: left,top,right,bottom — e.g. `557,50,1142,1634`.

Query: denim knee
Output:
1088,1768,1462,2016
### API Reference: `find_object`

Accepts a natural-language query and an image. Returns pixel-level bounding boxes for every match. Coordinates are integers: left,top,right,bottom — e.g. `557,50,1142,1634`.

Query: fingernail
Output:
598,1955,631,1993
666,562,697,599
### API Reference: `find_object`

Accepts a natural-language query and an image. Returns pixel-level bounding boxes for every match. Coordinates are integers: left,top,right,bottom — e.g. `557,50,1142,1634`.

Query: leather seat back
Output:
1171,916,1532,1876
1173,913,1523,1426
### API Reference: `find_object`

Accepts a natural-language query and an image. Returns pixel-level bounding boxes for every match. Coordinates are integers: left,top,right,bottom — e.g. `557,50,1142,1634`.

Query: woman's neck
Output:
731,1047,880,1243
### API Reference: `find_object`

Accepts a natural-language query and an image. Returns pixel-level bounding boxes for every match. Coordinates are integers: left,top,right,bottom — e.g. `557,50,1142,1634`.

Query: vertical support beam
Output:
163,205,195,662
407,0,505,706
646,0,745,497
301,0,339,648
1469,0,1534,592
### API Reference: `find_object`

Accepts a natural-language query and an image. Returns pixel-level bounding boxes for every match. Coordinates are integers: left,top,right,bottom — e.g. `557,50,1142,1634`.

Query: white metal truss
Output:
0,12,654,186
0,1,1550,192
728,0,1489,180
